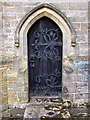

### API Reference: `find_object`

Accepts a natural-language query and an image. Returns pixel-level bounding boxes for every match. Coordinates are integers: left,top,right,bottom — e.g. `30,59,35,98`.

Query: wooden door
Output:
27,17,63,99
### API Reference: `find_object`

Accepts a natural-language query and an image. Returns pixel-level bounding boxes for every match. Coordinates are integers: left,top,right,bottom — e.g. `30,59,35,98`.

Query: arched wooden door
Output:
27,17,63,100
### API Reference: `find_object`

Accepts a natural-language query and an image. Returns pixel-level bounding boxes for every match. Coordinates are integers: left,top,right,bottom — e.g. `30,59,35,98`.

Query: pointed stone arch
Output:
15,3,76,103
15,3,76,47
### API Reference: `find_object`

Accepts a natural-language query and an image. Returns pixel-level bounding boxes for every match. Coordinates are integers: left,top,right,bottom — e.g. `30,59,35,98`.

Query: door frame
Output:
15,4,76,102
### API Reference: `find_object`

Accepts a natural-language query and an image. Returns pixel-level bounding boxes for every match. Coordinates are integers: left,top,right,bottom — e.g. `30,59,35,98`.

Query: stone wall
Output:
0,0,89,113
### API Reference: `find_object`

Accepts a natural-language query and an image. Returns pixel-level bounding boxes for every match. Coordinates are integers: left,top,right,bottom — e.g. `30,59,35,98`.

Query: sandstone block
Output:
81,23,88,29
8,90,18,103
69,16,87,22
3,6,23,13
51,3,69,10
2,96,8,104
76,35,87,43
72,23,80,30
3,15,16,20
67,11,87,18
69,2,88,10
10,21,18,28
2,81,7,92
3,20,10,28
75,29,88,36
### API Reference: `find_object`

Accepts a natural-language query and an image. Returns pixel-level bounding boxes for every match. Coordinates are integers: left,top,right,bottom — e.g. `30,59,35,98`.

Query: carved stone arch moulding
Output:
15,3,76,48
14,3,76,102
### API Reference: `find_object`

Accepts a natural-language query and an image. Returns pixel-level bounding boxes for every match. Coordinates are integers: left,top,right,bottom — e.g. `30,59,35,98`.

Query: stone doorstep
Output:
24,105,90,120
23,101,90,119
24,102,71,119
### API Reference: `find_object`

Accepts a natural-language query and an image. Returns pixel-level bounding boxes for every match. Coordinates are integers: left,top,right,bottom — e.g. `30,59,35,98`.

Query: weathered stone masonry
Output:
0,0,89,114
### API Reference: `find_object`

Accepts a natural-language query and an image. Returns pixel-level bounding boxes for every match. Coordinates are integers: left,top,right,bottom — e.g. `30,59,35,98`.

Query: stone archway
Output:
15,3,76,103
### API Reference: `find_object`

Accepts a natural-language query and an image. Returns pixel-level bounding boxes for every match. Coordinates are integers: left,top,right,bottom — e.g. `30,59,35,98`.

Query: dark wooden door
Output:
27,17,62,99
